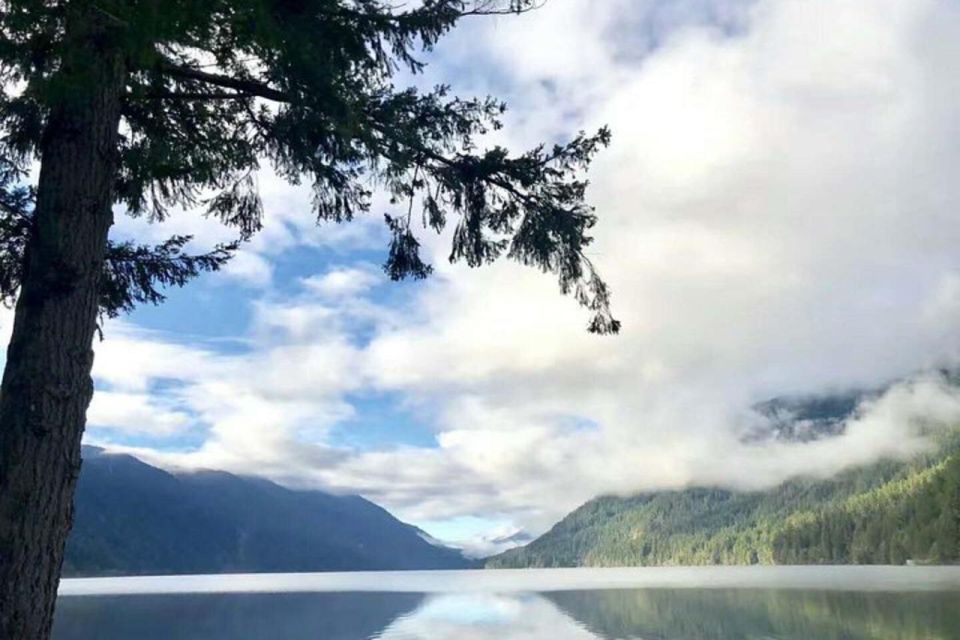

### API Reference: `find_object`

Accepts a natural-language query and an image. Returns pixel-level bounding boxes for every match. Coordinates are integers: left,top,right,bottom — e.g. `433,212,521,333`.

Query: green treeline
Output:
773,454,960,564
487,435,960,568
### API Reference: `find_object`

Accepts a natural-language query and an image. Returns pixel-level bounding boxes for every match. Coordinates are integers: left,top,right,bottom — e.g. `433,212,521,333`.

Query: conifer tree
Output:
0,1,618,636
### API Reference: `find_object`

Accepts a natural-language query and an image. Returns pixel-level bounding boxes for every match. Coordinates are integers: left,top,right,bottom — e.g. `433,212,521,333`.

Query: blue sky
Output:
119,243,438,450
18,0,960,555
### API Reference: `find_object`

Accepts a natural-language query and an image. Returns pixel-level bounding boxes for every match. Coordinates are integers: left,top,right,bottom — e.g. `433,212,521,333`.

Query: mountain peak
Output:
66,450,471,576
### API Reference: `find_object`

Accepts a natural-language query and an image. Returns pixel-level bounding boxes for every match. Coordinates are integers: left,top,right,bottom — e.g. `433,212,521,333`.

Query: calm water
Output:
54,567,960,639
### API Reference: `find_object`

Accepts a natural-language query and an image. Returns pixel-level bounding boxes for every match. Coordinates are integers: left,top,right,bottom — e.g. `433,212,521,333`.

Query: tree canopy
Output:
0,0,619,332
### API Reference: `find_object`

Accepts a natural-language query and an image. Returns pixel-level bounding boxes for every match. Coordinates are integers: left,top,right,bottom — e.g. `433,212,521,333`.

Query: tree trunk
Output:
0,10,126,640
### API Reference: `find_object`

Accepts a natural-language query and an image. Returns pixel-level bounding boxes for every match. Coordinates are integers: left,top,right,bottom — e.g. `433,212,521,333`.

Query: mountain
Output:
487,431,960,568
64,447,471,577
746,390,872,443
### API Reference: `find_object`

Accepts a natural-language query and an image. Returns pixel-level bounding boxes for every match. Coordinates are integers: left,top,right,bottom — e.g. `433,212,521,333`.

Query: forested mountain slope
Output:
488,434,960,568
65,448,471,576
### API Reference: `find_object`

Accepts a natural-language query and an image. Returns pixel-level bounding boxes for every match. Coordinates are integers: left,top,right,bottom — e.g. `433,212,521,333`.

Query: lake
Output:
54,567,960,639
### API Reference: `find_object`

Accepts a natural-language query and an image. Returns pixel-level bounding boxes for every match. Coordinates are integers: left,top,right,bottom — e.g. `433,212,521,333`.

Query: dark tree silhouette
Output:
0,1,618,636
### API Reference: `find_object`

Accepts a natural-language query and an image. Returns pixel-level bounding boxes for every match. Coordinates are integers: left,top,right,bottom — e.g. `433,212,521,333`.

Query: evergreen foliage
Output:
0,0,619,332
487,432,960,568
0,165,235,318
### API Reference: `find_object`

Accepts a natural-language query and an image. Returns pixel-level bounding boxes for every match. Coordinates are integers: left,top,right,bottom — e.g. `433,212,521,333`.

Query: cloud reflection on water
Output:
376,593,596,640
54,568,960,640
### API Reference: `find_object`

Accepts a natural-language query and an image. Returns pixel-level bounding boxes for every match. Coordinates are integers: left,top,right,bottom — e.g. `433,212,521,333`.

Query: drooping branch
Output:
154,60,544,206
117,0,617,334
151,63,577,212
149,55,618,333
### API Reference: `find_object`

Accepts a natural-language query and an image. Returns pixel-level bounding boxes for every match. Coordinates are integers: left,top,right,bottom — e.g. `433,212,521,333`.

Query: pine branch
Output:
154,61,537,205
156,62,289,103
99,236,237,318
150,57,617,333
332,0,545,23
138,90,253,101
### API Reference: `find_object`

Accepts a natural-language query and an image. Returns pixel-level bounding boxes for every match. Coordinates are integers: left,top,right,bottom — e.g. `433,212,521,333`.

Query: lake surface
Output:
54,567,960,639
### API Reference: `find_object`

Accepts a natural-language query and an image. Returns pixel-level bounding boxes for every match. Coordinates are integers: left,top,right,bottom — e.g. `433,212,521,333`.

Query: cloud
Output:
353,0,960,528
301,266,382,298
107,168,388,290
87,391,192,437
379,594,597,640
83,0,960,545
429,523,535,559
220,250,274,288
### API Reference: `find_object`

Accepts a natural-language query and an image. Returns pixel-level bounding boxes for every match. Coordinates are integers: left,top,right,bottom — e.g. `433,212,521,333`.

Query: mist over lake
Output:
54,567,960,640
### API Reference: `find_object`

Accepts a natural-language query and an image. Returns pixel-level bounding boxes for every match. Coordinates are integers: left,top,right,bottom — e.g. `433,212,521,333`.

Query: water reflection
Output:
54,586,960,639
377,593,597,639
546,589,960,640
54,592,424,640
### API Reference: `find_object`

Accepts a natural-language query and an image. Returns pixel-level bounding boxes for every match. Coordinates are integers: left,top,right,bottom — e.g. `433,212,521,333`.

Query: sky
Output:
7,0,960,555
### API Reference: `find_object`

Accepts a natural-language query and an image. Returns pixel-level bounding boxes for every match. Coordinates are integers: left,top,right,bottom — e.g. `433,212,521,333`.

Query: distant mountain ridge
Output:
745,370,960,444
746,389,871,443
488,420,960,568
65,447,471,577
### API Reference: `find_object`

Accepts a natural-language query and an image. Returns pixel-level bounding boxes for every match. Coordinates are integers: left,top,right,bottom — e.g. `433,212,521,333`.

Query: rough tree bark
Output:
0,9,126,640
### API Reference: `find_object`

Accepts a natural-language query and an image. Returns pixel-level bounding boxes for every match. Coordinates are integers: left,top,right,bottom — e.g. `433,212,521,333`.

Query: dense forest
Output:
487,432,960,568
